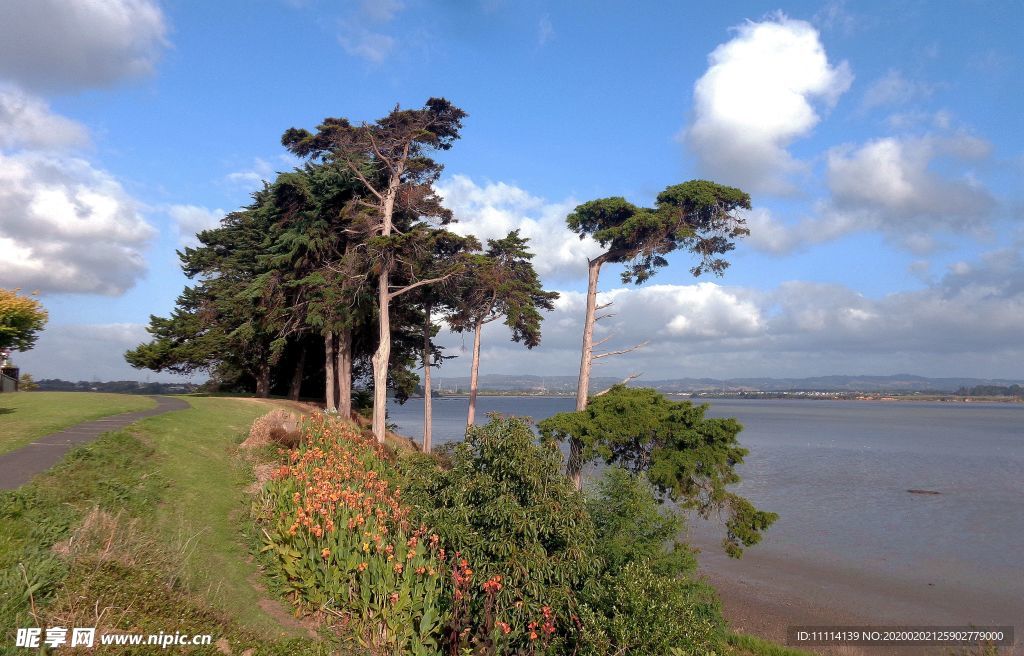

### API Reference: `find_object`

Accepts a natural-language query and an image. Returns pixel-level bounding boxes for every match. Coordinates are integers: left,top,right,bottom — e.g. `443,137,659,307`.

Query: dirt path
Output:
0,395,190,490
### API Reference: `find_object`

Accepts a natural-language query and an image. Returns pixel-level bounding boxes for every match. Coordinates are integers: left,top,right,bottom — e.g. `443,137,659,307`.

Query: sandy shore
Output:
691,534,1022,656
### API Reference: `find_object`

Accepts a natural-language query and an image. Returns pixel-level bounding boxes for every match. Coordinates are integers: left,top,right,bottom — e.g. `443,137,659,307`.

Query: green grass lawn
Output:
139,396,302,633
0,395,327,655
0,391,156,454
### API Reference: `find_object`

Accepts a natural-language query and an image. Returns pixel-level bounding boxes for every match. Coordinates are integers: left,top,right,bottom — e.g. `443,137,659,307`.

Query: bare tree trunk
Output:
288,345,306,401
255,361,271,398
371,183,399,443
324,332,337,412
466,318,484,430
568,257,604,488
422,302,433,453
337,326,352,420
372,268,391,442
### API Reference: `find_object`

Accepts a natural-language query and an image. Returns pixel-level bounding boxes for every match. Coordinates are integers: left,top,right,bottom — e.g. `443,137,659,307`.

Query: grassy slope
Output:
0,396,326,655
140,396,300,633
0,391,156,454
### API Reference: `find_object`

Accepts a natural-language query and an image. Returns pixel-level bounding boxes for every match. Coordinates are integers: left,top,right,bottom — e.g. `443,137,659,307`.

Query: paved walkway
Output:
0,396,190,491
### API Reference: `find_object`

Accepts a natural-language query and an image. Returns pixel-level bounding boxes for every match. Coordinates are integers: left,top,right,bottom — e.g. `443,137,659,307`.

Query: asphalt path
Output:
0,395,189,490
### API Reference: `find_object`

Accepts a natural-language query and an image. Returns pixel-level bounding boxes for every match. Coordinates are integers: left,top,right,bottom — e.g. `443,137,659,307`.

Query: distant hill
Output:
431,373,1024,394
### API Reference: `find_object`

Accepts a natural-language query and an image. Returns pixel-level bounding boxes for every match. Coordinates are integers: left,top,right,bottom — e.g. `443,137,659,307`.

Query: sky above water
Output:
3,0,1022,382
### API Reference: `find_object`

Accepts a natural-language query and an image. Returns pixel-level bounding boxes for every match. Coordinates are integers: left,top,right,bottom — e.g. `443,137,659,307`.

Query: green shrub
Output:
578,562,727,656
587,466,696,578
400,415,599,654
539,386,777,557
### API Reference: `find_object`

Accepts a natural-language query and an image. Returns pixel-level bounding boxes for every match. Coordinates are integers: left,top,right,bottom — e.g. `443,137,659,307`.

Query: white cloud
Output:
435,174,603,280
0,0,168,92
15,322,192,382
825,134,995,246
0,85,89,150
225,157,275,187
685,14,852,194
745,134,998,254
0,151,155,295
338,28,396,63
861,69,934,110
337,0,406,63
168,204,224,247
430,245,1024,379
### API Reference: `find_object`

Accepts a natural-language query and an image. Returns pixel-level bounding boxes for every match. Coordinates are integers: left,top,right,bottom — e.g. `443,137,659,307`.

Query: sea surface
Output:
388,396,1024,634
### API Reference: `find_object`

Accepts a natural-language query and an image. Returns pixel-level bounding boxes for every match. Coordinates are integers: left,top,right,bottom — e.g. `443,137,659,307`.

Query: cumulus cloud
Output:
744,133,998,254
685,14,852,194
168,204,224,247
435,174,604,279
0,152,155,295
0,0,168,92
825,134,996,245
429,245,1024,379
0,85,89,150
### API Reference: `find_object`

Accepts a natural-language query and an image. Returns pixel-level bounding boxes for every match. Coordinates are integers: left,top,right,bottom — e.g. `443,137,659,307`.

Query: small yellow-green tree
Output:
0,288,48,353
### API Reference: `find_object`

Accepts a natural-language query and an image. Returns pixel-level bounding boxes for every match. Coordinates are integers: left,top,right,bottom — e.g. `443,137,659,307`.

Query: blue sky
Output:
3,0,1022,381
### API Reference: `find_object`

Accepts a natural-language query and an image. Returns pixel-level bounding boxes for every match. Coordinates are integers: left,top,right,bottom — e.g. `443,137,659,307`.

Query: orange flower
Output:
497,621,511,635
393,562,403,573
321,548,331,559
357,562,368,572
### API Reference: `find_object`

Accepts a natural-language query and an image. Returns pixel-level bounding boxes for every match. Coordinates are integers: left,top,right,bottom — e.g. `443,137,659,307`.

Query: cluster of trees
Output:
127,99,556,449
30,379,197,394
955,384,1023,397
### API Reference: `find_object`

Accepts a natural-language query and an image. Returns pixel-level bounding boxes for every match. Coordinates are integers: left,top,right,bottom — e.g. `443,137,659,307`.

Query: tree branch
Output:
365,130,394,170
592,373,642,397
342,160,383,200
388,271,458,300
592,340,649,360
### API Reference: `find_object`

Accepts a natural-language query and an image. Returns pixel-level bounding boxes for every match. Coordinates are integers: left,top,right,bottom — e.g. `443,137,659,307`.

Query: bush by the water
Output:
256,411,733,655
400,415,599,654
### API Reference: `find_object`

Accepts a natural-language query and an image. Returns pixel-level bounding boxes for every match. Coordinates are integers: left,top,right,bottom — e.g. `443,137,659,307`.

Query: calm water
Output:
388,396,1024,615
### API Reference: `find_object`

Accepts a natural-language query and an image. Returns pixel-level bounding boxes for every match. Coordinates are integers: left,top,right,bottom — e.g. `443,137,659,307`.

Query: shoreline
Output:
412,393,1023,404
691,532,1023,656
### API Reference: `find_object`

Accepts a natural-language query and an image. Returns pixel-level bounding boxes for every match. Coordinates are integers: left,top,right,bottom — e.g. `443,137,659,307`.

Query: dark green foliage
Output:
956,384,1022,397
577,562,727,656
587,466,696,578
448,230,558,348
539,386,777,557
566,179,750,282
400,415,599,653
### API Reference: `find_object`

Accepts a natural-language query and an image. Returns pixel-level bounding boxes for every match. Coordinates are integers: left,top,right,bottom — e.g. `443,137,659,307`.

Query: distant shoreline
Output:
414,392,1023,403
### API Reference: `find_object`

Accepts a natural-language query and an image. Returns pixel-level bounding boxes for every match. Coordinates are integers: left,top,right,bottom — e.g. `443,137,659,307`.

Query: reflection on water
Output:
388,396,1024,603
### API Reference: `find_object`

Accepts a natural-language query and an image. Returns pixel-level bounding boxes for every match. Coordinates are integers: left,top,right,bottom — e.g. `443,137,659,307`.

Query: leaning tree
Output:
282,98,468,442
448,230,558,429
565,180,751,486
